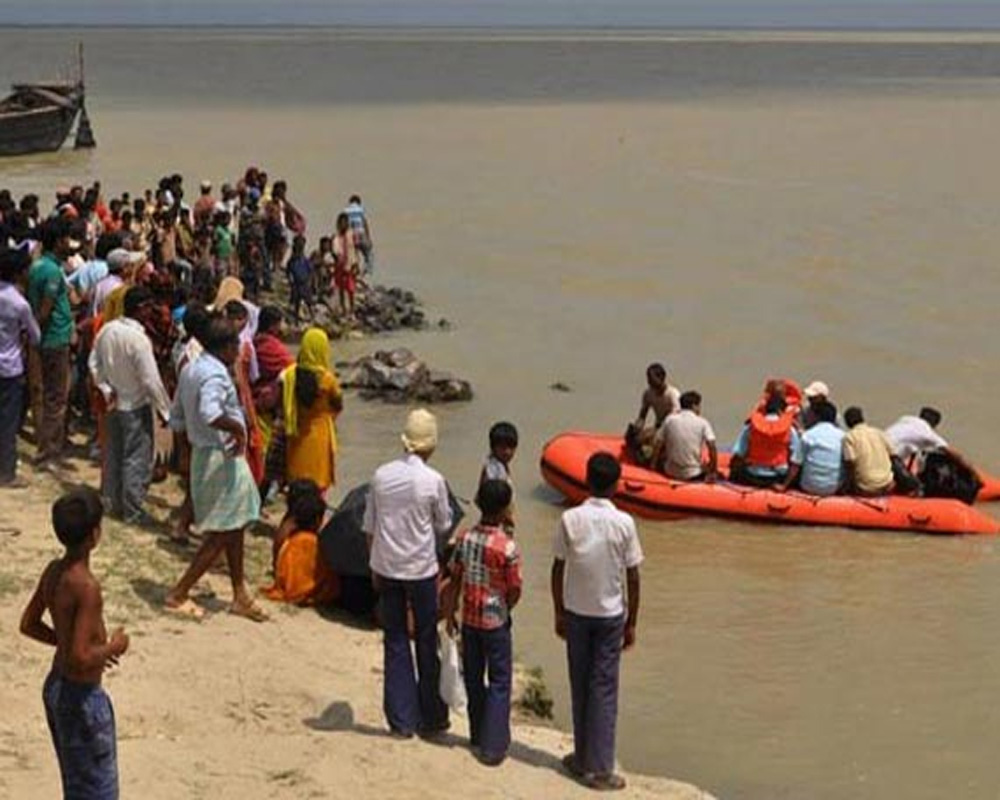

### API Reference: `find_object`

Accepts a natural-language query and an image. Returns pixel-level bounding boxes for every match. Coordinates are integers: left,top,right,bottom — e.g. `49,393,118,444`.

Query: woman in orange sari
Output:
280,327,342,493
263,479,338,605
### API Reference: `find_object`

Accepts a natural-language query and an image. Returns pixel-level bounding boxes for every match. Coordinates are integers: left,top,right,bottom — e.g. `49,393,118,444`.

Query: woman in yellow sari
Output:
280,328,343,492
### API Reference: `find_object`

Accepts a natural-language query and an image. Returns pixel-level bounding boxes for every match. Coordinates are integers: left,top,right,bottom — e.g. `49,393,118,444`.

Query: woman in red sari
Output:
253,305,294,496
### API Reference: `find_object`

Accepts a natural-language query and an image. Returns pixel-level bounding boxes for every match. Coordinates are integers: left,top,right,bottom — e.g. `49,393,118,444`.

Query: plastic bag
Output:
438,626,467,714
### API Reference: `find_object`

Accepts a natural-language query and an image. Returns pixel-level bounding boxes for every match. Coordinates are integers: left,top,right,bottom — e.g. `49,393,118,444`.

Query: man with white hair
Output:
365,408,453,739
93,248,144,316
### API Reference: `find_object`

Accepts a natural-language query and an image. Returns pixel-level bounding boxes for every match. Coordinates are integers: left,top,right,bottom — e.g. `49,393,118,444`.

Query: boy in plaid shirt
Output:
445,479,522,765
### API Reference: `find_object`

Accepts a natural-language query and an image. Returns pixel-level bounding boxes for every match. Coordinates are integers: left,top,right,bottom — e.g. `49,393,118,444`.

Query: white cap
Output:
107,248,145,271
401,409,438,454
803,381,830,399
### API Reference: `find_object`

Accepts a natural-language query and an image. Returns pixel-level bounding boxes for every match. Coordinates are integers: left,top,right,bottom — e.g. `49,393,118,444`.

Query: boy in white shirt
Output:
551,452,643,791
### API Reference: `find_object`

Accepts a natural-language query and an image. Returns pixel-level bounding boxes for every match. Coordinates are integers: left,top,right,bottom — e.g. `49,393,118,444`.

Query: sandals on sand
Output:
562,756,626,792
229,600,269,623
583,773,627,792
164,599,206,620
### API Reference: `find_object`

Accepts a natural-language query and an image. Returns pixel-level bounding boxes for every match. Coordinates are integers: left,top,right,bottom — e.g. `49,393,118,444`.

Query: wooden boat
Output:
0,45,94,157
540,431,1000,536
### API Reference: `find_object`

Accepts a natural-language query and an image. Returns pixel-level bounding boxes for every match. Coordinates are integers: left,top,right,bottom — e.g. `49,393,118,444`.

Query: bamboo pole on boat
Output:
74,43,96,149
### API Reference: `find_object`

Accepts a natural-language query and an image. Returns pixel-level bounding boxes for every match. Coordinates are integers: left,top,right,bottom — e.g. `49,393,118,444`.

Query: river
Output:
2,27,1000,799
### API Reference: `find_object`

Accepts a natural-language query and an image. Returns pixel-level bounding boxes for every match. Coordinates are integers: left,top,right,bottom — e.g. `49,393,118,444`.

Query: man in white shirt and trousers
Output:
89,286,171,525
552,452,643,791
366,409,453,739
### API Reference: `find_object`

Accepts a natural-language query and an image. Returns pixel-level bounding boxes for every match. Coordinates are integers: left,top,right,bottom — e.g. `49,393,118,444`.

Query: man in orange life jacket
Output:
730,393,803,490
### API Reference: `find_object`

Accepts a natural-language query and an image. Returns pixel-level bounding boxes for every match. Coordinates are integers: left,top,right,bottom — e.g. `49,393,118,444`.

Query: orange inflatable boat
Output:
540,432,1000,536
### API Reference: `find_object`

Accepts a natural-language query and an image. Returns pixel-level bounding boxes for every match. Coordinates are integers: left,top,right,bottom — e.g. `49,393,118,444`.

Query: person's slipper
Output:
583,773,627,792
229,600,269,623
164,599,205,620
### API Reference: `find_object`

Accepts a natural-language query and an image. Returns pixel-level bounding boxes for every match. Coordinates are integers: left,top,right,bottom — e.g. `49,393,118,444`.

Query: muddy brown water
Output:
3,28,1000,798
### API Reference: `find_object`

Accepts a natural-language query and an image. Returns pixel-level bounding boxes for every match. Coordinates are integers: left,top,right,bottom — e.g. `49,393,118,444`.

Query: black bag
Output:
319,482,465,579
919,451,982,506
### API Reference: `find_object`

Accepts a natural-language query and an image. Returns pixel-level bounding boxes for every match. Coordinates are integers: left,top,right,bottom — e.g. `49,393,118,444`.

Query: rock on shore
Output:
308,284,450,340
339,347,473,403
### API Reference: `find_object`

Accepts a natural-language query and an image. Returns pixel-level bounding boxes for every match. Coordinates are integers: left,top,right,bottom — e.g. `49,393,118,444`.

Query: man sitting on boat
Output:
800,380,834,429
886,407,972,474
798,401,845,496
624,363,679,465
842,406,896,496
650,390,718,482
886,407,981,504
730,392,803,490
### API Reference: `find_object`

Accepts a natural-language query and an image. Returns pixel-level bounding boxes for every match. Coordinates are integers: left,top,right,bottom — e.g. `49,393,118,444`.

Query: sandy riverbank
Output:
0,438,712,799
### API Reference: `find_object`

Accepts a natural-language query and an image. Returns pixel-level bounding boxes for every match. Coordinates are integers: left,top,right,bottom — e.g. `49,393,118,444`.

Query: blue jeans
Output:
378,575,448,735
0,373,24,482
566,611,625,776
43,672,119,800
104,406,154,521
462,623,512,760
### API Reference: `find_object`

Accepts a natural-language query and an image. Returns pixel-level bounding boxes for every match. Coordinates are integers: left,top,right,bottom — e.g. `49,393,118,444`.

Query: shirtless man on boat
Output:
625,363,679,464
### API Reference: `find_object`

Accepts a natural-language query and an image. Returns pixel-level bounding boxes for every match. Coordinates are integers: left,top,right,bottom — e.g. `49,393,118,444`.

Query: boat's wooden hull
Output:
0,100,79,156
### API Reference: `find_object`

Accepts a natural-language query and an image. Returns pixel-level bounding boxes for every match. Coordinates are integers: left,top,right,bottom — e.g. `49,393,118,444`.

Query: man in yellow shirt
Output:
842,406,894,496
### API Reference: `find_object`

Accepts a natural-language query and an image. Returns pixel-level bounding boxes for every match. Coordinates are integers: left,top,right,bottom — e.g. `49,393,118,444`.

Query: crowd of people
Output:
6,174,644,797
0,170,375,494
629,364,982,502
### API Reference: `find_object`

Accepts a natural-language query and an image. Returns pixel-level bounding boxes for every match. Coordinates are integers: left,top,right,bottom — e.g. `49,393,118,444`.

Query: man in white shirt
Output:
886,407,969,468
651,390,718,481
365,409,453,739
89,286,170,524
886,406,978,497
551,452,643,792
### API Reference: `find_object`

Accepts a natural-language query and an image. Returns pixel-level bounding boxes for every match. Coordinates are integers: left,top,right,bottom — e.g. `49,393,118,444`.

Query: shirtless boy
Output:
20,487,129,799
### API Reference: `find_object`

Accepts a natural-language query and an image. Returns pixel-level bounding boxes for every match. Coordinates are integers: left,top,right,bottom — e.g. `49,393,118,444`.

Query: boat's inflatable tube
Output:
540,432,1000,536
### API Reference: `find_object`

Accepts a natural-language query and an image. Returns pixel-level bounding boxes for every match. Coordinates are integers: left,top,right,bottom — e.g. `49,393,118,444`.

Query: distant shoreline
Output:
4,24,1000,41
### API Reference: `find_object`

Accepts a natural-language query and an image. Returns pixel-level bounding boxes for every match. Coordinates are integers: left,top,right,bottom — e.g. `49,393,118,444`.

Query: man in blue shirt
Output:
164,316,266,623
799,401,845,496
0,248,41,487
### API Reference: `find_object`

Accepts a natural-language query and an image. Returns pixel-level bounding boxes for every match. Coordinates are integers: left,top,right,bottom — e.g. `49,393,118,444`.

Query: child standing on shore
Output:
286,235,313,325
551,452,642,792
332,212,360,318
479,421,518,490
445,479,521,766
19,487,129,799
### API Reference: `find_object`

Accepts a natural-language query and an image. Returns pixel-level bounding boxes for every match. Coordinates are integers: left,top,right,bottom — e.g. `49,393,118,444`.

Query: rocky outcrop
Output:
305,285,452,340
338,348,473,404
